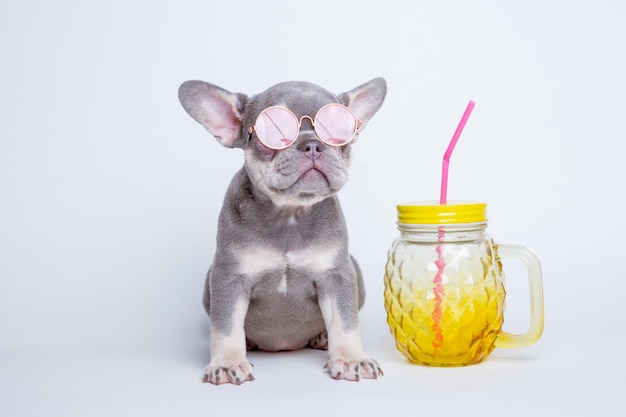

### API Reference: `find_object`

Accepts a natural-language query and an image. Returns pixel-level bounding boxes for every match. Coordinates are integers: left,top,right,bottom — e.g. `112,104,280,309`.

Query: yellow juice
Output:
384,242,507,366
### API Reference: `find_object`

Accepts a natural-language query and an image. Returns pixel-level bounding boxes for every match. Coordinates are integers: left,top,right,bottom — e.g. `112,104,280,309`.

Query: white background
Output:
1,0,624,415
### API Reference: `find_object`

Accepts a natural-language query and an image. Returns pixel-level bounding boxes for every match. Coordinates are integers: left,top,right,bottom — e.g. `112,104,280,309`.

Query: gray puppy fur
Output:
178,77,387,385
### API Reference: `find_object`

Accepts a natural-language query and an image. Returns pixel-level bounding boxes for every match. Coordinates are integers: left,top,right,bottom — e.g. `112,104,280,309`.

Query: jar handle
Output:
494,244,545,348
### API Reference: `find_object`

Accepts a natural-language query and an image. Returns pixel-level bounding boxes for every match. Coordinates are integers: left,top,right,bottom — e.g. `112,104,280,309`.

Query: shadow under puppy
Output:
178,77,387,385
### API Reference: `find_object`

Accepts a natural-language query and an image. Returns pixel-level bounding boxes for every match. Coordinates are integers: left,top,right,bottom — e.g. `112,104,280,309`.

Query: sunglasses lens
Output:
254,107,299,149
314,104,358,146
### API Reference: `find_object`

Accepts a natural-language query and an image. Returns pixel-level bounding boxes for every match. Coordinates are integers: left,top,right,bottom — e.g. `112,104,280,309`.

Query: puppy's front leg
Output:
318,276,383,381
203,288,254,385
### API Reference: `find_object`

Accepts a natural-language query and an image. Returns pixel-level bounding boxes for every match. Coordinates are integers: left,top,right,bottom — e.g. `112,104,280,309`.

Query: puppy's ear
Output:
178,81,249,148
338,77,387,133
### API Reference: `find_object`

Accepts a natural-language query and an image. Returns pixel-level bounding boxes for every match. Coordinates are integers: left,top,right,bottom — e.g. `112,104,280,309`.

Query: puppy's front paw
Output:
324,358,383,381
203,361,255,385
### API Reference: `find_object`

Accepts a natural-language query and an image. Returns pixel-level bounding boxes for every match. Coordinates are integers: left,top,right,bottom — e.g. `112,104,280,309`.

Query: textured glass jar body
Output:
384,223,507,366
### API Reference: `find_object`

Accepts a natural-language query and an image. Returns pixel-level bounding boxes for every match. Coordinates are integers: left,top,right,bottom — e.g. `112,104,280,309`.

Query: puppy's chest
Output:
236,245,339,294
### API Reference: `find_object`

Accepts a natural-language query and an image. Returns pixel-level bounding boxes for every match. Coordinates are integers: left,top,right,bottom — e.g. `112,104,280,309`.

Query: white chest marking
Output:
236,245,340,293
276,275,288,294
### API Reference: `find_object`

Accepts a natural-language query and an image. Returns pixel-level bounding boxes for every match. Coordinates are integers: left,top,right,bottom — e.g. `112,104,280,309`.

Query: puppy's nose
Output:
298,140,324,160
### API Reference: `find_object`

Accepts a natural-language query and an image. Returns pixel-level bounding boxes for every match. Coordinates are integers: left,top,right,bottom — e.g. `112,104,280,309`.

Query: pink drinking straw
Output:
432,100,476,349
440,100,476,204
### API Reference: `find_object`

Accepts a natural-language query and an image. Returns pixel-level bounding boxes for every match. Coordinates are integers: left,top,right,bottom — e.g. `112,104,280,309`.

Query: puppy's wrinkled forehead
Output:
245,81,338,125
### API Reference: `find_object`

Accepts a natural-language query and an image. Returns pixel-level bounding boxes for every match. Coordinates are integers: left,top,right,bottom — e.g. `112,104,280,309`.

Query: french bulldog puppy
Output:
178,77,387,385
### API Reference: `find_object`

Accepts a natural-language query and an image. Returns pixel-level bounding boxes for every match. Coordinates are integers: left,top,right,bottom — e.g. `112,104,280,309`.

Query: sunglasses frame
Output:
247,103,362,150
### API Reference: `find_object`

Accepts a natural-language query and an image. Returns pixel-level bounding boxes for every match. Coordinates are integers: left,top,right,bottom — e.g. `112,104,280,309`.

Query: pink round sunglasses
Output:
247,103,362,150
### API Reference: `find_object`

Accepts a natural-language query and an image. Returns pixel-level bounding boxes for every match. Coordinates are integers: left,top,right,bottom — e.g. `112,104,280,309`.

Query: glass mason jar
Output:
383,201,544,366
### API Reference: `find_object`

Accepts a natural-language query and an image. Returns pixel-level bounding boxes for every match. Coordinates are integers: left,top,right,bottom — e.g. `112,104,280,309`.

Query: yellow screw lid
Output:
397,201,487,224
